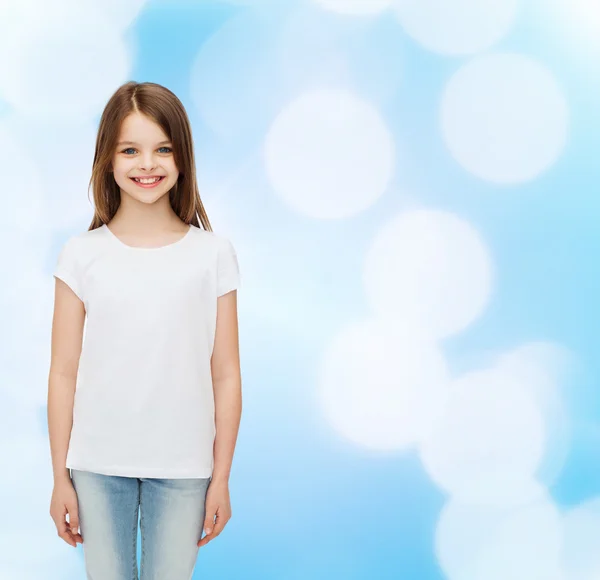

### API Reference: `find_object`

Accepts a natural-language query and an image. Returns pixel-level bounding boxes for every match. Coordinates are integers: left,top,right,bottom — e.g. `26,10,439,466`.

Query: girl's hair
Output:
87,81,212,232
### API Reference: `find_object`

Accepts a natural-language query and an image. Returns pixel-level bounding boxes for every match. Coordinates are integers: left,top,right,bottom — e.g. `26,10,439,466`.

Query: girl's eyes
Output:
121,146,172,155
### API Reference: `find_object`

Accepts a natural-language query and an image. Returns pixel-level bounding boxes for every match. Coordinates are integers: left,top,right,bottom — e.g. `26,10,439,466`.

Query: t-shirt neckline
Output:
102,223,193,251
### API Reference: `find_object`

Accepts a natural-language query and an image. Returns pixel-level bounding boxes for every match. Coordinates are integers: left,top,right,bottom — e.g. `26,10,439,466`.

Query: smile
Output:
130,176,165,188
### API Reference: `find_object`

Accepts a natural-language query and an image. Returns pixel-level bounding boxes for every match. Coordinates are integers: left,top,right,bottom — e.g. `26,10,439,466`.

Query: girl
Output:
47,81,242,579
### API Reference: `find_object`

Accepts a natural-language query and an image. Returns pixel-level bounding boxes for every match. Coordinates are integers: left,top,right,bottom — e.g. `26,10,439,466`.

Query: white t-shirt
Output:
53,223,241,479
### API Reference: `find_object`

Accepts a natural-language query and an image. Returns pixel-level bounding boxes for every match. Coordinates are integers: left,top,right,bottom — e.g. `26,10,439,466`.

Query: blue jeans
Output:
70,469,211,580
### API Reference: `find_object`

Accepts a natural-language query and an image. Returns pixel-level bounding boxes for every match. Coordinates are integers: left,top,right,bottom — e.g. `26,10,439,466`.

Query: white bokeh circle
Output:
0,0,147,43
363,209,493,340
318,317,450,451
189,9,284,142
1,269,55,408
436,489,564,580
93,0,148,30
311,0,393,16
394,0,518,56
419,366,546,505
441,52,569,183
212,0,280,5
561,497,600,580
0,0,134,119
264,89,395,219
2,114,97,230
0,119,80,409
554,0,600,54
276,4,405,109
0,123,45,235
495,341,573,488
469,496,565,580
0,431,86,579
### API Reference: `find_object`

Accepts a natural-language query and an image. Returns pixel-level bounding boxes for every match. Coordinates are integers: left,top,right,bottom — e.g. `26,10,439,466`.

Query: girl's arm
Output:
210,290,242,484
48,279,85,484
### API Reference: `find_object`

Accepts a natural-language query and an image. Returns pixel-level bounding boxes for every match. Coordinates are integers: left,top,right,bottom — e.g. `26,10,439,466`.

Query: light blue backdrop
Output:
1,0,599,578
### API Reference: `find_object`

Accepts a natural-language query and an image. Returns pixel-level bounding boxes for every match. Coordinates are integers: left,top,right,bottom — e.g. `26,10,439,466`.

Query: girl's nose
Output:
139,158,157,171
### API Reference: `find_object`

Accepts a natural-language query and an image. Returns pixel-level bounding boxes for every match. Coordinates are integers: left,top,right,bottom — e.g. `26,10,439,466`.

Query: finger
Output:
63,518,83,544
203,512,216,537
209,522,224,539
66,516,83,543
198,522,216,548
67,520,82,540
58,523,77,548
66,502,80,534
198,517,228,547
198,525,214,548
198,531,212,547
68,518,79,536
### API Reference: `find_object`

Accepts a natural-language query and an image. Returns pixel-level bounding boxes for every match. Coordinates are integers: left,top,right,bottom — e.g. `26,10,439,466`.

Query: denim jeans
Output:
70,468,211,580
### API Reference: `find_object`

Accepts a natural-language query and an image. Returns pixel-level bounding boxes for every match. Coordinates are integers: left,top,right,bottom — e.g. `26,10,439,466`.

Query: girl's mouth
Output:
130,176,166,188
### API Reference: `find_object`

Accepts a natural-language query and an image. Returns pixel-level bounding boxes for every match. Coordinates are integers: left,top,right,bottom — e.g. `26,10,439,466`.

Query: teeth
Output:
134,177,162,184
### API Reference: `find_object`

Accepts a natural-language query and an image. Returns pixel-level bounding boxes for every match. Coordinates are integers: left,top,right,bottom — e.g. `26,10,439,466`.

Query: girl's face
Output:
111,112,180,204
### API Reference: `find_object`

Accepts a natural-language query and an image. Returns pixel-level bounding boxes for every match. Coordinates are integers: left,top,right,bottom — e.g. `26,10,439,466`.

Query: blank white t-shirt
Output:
53,223,240,479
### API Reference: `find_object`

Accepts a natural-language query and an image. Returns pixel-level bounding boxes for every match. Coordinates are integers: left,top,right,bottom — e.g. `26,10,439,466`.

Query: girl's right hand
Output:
50,478,84,547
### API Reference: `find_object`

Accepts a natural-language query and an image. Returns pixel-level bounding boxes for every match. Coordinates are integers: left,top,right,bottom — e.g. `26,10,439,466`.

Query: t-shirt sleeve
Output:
54,238,84,302
217,236,241,297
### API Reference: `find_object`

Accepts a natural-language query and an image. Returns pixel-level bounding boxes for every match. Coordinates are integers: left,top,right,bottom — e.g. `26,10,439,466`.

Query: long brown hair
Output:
87,81,212,232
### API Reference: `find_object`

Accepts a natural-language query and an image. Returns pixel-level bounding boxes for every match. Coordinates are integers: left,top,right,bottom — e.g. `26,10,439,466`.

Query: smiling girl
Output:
47,81,242,579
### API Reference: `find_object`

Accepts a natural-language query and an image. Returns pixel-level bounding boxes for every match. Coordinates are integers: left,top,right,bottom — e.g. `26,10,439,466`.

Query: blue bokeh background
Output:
1,0,599,578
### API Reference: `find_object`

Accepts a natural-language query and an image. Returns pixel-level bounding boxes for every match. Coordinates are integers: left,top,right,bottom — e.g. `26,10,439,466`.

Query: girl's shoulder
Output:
189,226,236,249
55,227,116,280
59,225,107,255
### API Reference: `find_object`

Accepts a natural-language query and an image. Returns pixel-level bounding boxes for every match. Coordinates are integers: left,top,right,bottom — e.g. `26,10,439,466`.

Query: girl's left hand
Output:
198,479,231,548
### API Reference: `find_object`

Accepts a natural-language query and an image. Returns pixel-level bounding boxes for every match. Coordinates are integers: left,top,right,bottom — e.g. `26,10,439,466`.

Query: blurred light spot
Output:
553,0,600,54
2,113,97,230
277,4,404,107
312,0,393,16
0,0,147,40
0,1,133,120
436,489,564,580
420,366,545,504
363,209,493,340
0,432,86,578
495,341,574,489
562,497,600,580
441,53,569,183
264,88,395,219
394,0,518,56
190,10,285,142
0,122,45,234
0,119,65,408
93,0,148,29
212,0,280,5
318,317,450,451
1,268,54,408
